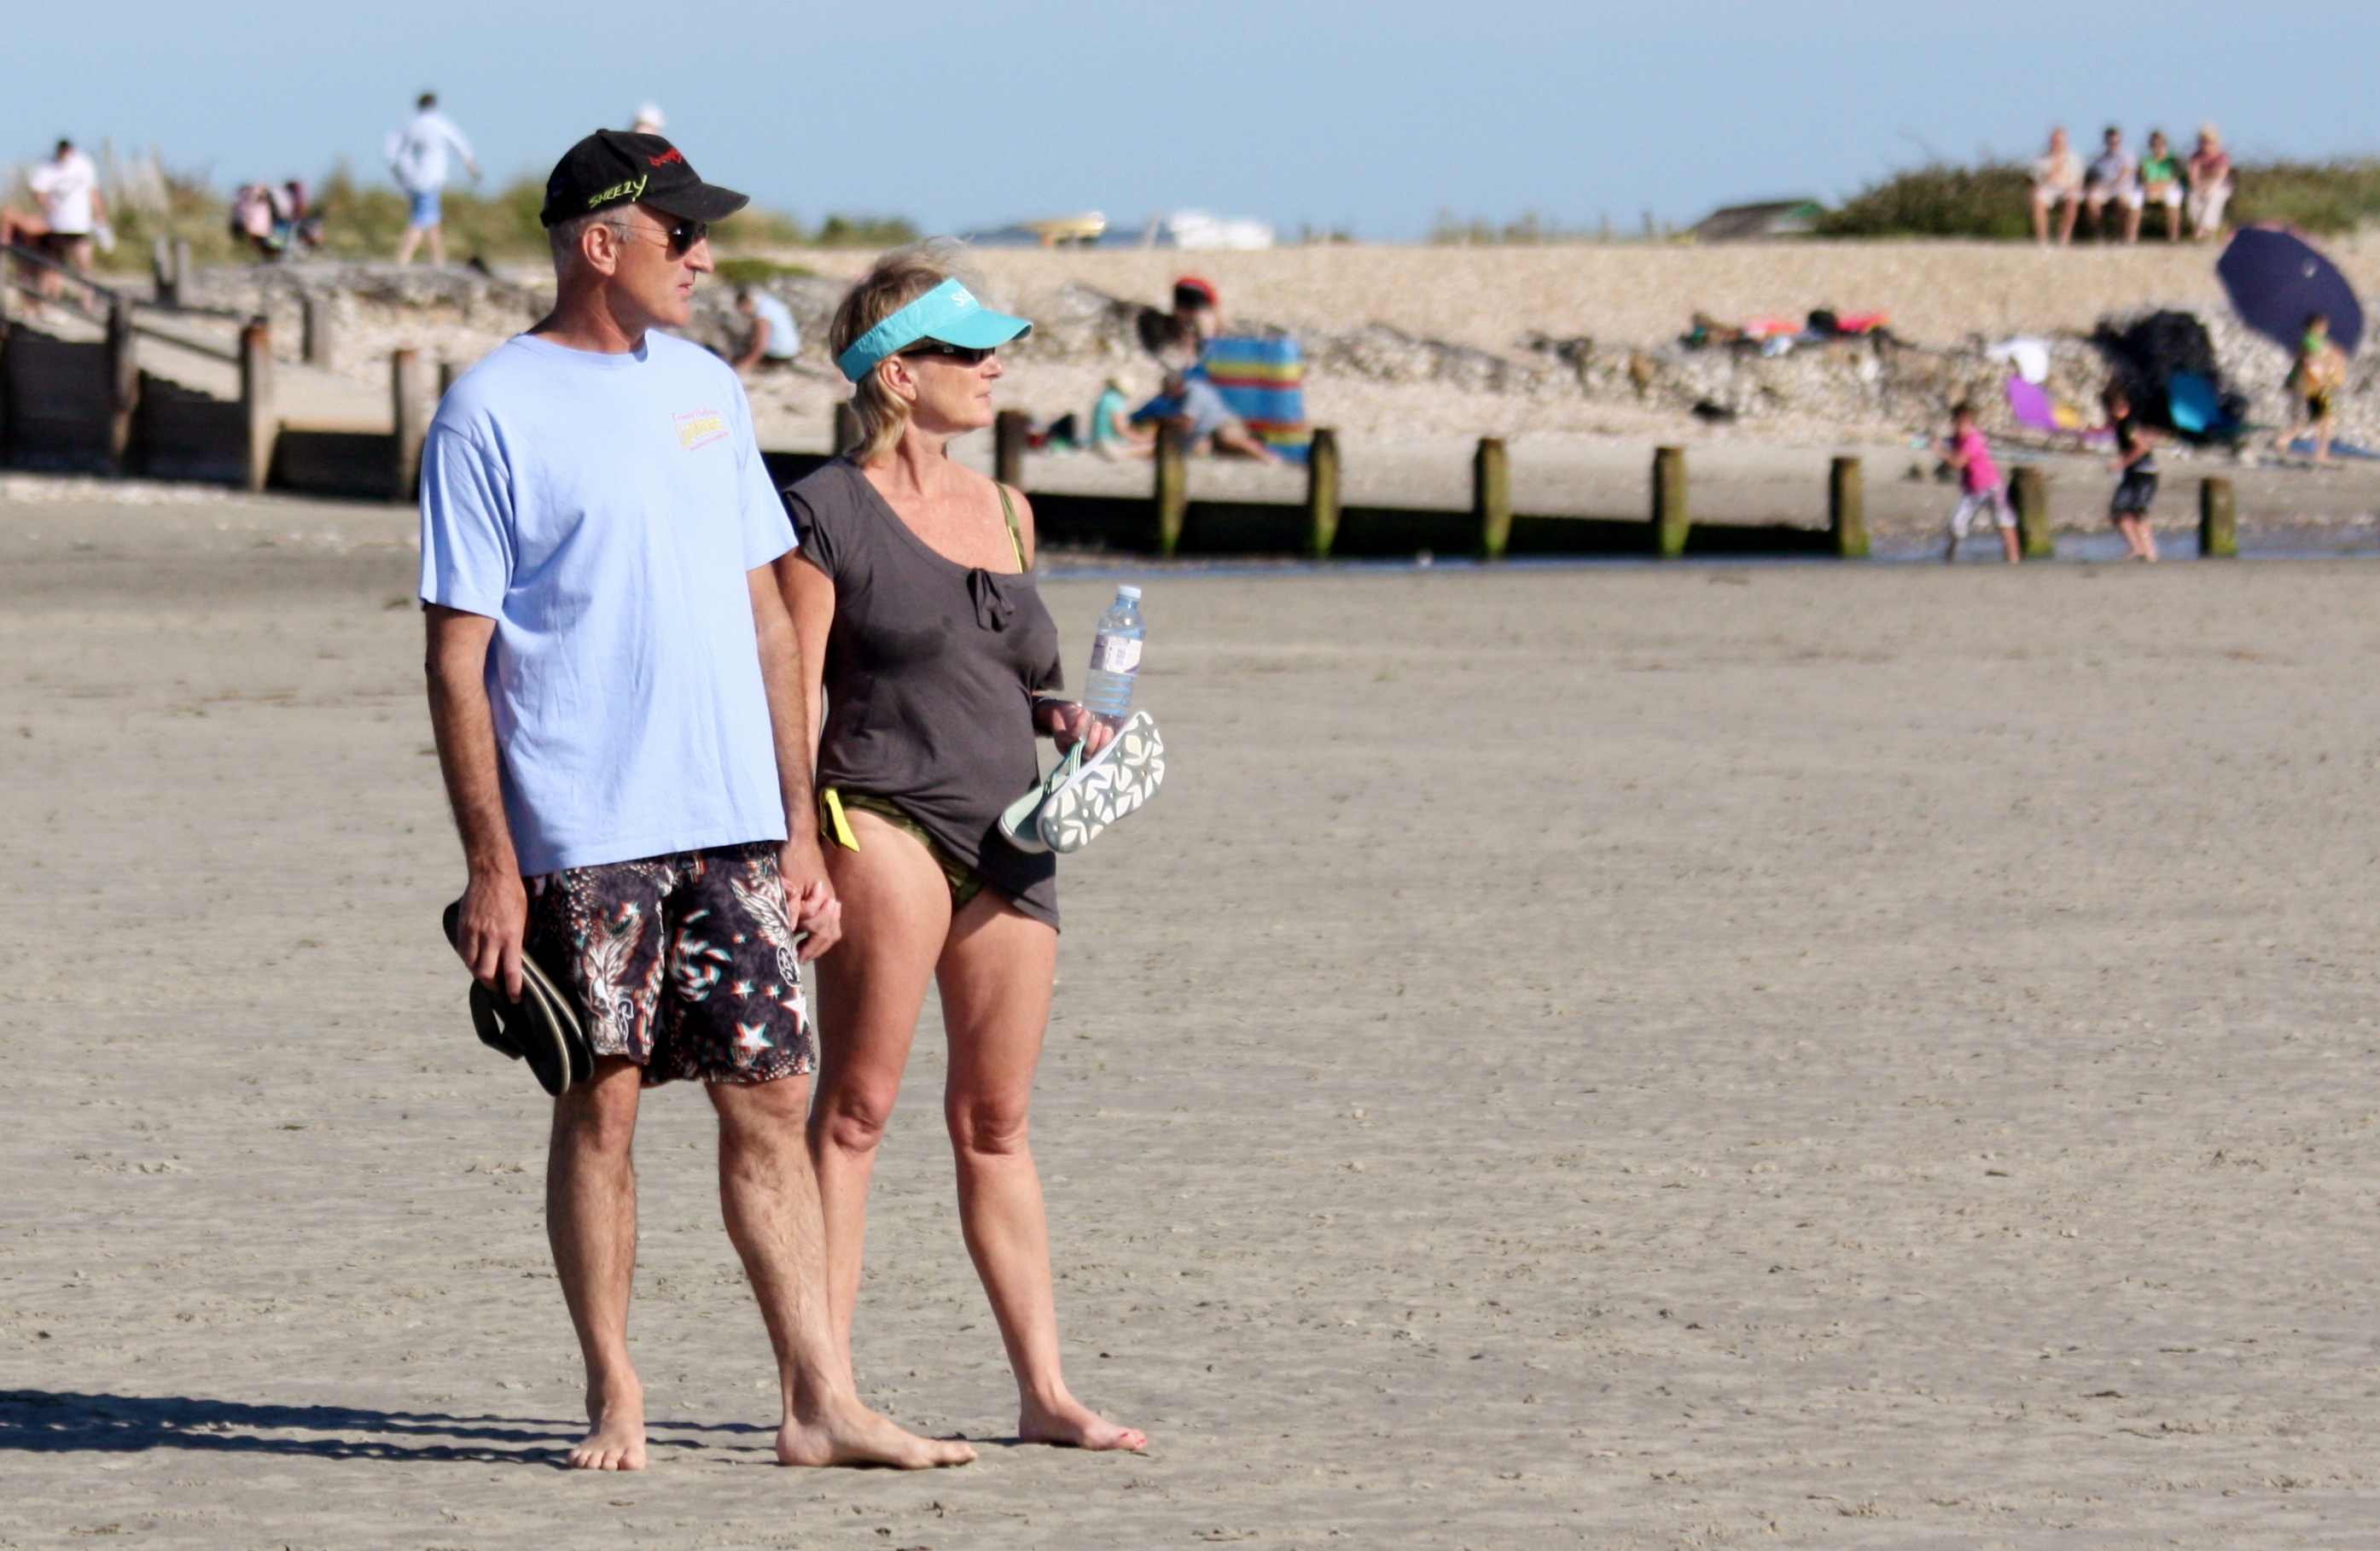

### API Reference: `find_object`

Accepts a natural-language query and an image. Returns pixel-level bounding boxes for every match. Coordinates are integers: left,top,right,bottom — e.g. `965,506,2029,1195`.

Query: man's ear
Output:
580,219,621,277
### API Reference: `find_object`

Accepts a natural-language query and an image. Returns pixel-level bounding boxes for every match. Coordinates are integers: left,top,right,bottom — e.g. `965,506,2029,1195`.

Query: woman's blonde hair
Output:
828,242,984,463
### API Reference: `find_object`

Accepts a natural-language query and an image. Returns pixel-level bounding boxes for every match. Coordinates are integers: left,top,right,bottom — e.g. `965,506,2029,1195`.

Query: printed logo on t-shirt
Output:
675,409,728,451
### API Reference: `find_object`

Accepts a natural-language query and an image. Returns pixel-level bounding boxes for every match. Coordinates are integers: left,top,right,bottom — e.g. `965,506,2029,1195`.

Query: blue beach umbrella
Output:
2217,226,2362,357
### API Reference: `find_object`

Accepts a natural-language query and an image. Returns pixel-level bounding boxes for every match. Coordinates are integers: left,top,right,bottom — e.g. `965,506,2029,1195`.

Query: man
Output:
2081,125,2139,242
421,128,975,1475
387,92,480,265
729,286,800,375
28,138,104,297
1134,367,1282,464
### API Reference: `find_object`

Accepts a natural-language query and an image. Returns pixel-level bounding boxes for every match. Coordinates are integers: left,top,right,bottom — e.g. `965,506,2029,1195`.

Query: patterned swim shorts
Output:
524,842,813,1087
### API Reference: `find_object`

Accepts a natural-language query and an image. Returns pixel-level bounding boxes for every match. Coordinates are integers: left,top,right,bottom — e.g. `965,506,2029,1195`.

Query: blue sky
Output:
11,0,2377,240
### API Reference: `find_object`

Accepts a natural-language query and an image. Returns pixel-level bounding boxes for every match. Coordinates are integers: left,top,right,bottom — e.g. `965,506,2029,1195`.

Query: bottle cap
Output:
1116,585,1142,600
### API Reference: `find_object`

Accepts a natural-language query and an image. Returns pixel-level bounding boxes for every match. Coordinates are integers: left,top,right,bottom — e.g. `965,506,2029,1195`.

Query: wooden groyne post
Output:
1650,446,1687,558
391,348,427,503
1829,455,1868,558
1154,420,1188,557
2199,476,2237,558
833,400,860,458
1305,427,1340,559
105,293,140,470
149,236,178,307
993,408,1027,491
438,359,459,399
302,291,334,368
240,316,275,492
1475,437,1511,561
2011,466,2052,559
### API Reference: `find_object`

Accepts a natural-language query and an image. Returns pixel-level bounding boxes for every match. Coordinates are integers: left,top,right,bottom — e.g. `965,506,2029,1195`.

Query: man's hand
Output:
1041,699,1115,760
779,836,841,960
457,869,527,1001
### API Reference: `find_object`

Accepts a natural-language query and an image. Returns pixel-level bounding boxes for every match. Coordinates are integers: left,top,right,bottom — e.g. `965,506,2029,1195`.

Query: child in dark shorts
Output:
2104,384,2161,563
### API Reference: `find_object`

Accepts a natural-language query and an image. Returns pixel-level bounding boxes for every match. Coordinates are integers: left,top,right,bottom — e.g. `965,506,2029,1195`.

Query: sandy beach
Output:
6,489,2380,1547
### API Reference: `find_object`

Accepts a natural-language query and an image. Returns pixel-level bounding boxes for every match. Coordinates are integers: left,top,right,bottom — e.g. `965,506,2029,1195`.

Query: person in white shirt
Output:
27,139,104,292
730,287,801,375
2082,125,2141,242
386,92,480,265
2029,126,2083,246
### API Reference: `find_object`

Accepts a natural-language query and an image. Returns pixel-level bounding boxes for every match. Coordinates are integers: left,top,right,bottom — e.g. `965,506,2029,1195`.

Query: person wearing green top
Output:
2139,131,2183,242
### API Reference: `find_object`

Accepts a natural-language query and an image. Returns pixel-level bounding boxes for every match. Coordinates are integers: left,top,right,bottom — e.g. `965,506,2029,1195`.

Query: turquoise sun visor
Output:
836,277,1033,382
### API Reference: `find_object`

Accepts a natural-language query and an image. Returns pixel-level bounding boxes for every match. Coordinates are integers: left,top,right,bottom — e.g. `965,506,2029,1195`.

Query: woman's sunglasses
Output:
899,340,997,366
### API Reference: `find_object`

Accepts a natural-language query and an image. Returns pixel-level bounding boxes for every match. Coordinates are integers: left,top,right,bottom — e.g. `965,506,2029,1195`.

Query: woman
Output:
776,248,1145,1452
2187,124,2232,242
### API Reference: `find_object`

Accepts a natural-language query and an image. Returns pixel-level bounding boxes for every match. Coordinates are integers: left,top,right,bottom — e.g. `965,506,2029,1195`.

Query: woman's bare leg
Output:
811,813,953,1360
938,894,1146,1451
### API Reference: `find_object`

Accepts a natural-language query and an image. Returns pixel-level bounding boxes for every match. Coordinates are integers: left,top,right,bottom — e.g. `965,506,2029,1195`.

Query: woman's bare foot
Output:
1020,1391,1146,1452
569,1384,648,1471
777,1398,976,1469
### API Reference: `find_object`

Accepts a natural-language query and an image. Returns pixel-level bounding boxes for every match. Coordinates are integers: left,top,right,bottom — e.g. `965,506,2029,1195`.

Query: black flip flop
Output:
441,901,595,1097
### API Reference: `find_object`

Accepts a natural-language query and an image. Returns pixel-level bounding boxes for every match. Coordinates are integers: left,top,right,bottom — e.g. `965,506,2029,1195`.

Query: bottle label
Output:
1091,635,1143,674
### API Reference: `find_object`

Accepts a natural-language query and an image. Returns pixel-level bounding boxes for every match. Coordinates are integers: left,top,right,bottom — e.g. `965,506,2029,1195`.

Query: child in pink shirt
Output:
1941,402,2019,563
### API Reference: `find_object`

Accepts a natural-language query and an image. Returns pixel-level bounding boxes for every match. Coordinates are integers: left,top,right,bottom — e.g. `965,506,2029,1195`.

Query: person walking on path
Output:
1940,402,2019,563
2187,125,2232,242
421,130,975,1476
387,92,480,265
777,248,1148,1455
2282,312,2349,466
27,139,104,298
2103,383,2161,561
2030,127,2084,246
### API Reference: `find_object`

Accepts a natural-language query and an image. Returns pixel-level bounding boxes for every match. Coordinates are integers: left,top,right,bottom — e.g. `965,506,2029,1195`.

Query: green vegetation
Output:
1428,210,1612,245
81,163,902,273
1819,157,2380,239
713,256,818,287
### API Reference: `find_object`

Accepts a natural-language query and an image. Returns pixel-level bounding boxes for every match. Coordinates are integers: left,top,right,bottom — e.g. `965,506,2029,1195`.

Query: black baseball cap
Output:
538,130,748,228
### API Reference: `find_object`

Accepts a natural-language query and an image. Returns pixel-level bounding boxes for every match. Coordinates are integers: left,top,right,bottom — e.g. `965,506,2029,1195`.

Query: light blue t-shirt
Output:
418,330,794,876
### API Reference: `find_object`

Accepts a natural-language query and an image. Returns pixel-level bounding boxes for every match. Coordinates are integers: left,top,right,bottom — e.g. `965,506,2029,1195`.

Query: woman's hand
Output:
1039,699,1115,760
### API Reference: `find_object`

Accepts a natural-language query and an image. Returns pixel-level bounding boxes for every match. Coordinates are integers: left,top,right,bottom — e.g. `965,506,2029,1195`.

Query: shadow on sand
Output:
0,1390,759,1465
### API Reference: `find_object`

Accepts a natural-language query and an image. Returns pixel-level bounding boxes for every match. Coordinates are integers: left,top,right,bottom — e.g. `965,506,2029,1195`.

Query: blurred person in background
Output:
28,138,104,297
2187,125,2232,241
387,92,480,265
2030,127,2083,246
2081,125,2139,242
730,286,801,375
2281,312,2349,466
2138,131,2184,242
2103,384,2162,562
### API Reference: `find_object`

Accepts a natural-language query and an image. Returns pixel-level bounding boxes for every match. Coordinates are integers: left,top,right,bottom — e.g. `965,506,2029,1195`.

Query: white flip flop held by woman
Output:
1039,710,1165,854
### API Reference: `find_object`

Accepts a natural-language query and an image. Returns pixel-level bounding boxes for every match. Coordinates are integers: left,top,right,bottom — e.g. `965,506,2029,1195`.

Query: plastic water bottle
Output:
1083,586,1144,731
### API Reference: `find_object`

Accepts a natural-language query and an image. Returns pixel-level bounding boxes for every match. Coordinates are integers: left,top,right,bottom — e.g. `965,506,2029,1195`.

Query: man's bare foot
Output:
777,1398,976,1469
569,1385,648,1471
1020,1392,1147,1452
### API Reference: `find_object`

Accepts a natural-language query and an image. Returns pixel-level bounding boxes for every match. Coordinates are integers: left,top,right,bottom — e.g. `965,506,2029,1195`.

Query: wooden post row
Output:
2011,465,2052,559
302,291,334,368
1829,455,1868,559
1153,420,1188,557
150,236,177,307
391,348,427,503
1475,437,1511,562
2199,476,2237,559
992,408,1027,491
1650,446,1688,558
240,317,275,493
1305,428,1340,560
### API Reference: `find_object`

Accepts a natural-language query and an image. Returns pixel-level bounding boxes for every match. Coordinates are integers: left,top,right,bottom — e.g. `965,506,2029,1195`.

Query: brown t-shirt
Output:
784,458,1064,926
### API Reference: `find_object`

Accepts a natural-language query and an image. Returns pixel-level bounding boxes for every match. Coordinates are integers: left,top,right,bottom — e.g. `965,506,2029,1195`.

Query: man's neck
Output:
530,283,652,356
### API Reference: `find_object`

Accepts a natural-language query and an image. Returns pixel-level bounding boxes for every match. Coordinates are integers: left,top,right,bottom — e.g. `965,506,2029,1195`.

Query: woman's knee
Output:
815,1080,901,1156
946,1093,1033,1157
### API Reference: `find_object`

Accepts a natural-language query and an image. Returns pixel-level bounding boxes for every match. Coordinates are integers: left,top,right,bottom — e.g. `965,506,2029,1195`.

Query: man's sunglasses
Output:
899,340,997,366
622,216,707,256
